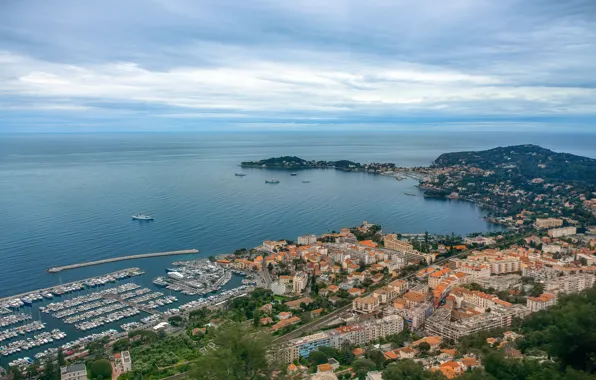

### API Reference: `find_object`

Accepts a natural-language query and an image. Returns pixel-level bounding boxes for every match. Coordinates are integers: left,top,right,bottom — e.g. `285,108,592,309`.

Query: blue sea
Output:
0,130,595,364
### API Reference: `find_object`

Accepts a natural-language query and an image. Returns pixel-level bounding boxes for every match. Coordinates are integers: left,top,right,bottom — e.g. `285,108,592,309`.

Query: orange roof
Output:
359,240,378,248
352,347,365,356
438,366,457,379
384,350,400,360
440,361,460,369
288,363,298,372
114,353,121,359
441,348,457,356
317,363,333,372
461,358,480,367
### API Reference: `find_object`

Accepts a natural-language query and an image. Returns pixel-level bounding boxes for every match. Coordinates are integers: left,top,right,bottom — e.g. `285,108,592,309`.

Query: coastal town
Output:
2,145,596,380
3,214,596,380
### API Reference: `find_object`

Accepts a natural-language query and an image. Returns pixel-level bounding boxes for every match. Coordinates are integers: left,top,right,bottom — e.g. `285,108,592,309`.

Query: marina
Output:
1,255,248,368
153,259,233,296
47,249,199,273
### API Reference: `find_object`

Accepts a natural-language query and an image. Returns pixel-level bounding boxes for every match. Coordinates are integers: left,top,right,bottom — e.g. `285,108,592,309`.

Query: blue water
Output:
0,130,595,365
1,131,596,298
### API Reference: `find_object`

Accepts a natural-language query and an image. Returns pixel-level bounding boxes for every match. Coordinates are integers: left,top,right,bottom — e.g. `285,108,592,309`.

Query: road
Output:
271,247,474,344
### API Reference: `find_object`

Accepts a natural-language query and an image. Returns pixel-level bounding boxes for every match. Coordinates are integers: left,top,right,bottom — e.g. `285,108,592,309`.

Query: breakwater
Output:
47,249,199,273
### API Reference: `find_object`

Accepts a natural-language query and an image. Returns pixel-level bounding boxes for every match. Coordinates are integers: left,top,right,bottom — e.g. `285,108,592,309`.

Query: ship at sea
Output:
234,172,246,176
302,180,311,183
265,179,280,184
290,173,297,176
132,214,153,220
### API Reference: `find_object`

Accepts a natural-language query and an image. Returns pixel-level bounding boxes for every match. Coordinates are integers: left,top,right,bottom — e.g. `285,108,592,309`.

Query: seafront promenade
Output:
47,249,200,273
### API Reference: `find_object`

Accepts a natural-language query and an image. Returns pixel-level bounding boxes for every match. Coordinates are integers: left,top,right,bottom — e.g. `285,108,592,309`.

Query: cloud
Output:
0,0,595,132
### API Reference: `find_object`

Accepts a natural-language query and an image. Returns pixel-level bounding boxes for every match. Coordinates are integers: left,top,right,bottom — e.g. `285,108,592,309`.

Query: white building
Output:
121,351,132,373
293,272,308,294
548,227,577,238
526,293,557,312
61,364,87,380
298,235,318,245
545,274,596,295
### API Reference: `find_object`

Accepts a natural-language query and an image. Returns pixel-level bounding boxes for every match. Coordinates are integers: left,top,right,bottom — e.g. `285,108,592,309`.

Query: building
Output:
548,227,577,238
526,293,557,312
489,259,521,275
271,281,288,296
535,218,563,229
384,234,414,252
478,275,522,292
425,305,529,341
362,314,404,342
120,351,132,373
60,364,88,380
293,332,331,358
298,235,318,245
329,324,368,348
352,296,380,314
545,274,596,295
293,272,309,294
366,371,383,380
464,236,496,246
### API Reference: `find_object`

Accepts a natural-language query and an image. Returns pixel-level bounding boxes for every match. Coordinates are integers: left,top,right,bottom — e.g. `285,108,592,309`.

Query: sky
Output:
0,0,595,133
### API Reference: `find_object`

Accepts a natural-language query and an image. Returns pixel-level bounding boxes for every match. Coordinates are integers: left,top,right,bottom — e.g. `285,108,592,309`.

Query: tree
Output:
367,350,386,369
418,342,431,355
352,359,376,380
190,322,271,380
89,359,113,380
382,360,444,379
168,315,184,327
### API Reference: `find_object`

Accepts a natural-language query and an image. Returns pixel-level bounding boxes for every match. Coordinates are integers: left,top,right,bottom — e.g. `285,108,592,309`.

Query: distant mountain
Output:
433,144,596,184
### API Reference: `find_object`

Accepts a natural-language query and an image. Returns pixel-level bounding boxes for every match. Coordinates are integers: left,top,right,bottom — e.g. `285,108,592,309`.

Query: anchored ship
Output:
265,179,280,184
132,214,153,220
235,172,246,176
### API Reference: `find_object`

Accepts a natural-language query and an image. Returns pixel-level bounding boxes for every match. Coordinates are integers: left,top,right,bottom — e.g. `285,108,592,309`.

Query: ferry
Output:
302,180,311,183
290,173,297,176
132,214,153,220
234,172,246,177
265,179,280,184
404,193,417,196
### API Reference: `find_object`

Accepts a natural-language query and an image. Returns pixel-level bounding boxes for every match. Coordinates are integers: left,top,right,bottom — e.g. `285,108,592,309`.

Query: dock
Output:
0,268,142,304
47,249,200,273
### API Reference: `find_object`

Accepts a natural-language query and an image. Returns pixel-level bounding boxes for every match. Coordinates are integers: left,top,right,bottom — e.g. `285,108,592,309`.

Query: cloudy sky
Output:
1,0,595,132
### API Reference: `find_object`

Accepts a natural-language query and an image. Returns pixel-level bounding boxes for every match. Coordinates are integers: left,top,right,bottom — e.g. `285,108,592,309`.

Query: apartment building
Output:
489,259,521,275
548,227,577,238
293,272,308,294
535,218,563,229
526,293,557,312
362,314,404,342
298,234,318,245
384,234,415,252
545,274,596,295
425,305,529,341
60,364,87,380
478,275,522,291
352,296,380,314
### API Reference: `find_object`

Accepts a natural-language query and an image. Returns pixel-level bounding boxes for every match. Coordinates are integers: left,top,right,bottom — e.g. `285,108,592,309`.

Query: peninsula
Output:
242,145,596,227
240,156,396,172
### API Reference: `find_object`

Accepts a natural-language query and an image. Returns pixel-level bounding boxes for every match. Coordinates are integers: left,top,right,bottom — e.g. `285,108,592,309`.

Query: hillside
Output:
240,156,360,170
433,144,596,184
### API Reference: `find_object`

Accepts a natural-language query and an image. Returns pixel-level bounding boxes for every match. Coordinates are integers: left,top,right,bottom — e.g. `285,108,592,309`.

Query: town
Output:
4,215,596,380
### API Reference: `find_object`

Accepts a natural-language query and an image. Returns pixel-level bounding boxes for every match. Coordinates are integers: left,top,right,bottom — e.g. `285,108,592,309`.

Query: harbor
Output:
0,256,248,368
47,249,200,273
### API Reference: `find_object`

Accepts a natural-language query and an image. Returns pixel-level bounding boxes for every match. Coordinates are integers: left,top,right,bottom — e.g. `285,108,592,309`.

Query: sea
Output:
0,130,595,364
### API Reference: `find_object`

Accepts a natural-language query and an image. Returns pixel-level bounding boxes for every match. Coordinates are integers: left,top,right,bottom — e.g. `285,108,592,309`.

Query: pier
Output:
0,268,142,304
47,249,200,273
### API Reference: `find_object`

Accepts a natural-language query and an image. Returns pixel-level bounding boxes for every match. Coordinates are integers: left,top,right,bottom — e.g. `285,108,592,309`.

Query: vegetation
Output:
88,359,112,380
382,359,445,379
189,322,272,380
434,145,596,185
128,334,200,378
